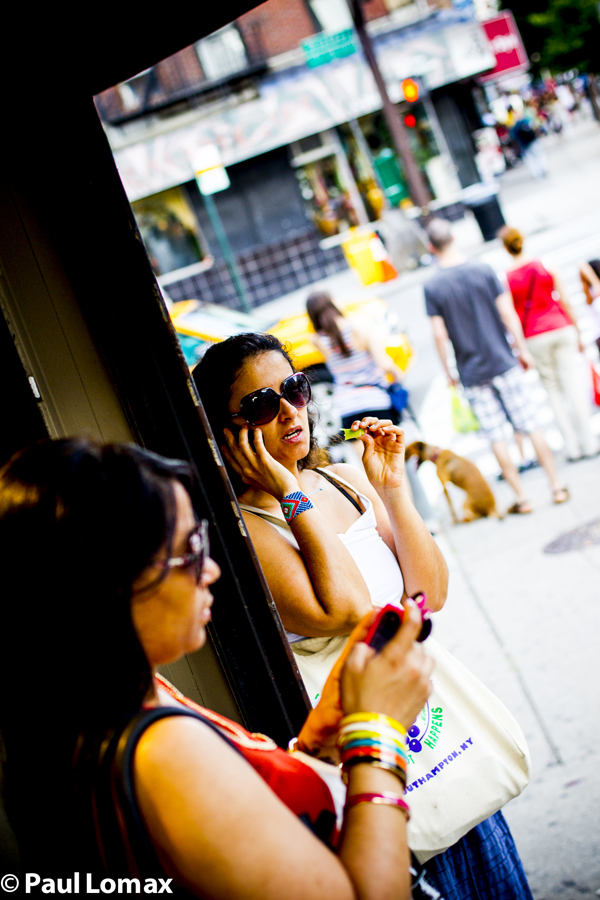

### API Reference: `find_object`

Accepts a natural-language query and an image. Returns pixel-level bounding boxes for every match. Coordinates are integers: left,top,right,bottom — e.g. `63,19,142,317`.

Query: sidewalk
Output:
431,453,600,900
405,119,600,899
258,118,600,899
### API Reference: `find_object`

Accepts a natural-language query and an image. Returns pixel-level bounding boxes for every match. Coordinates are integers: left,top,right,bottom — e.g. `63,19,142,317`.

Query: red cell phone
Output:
364,595,432,652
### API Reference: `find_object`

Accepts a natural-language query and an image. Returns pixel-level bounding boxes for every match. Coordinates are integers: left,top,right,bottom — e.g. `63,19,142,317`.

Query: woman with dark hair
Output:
0,437,434,899
192,333,447,704
306,291,405,431
500,226,597,461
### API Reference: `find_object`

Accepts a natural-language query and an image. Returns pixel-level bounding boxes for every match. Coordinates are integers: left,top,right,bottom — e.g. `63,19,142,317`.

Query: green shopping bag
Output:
450,387,480,433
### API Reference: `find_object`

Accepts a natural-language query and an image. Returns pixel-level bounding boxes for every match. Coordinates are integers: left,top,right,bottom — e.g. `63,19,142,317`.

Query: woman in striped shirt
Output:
306,291,405,432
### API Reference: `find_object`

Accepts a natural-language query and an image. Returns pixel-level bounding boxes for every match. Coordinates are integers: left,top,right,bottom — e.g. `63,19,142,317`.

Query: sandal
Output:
507,500,533,515
553,487,570,504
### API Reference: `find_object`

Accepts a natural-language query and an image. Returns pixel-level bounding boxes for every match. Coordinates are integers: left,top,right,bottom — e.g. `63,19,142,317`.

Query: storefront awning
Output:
112,11,495,201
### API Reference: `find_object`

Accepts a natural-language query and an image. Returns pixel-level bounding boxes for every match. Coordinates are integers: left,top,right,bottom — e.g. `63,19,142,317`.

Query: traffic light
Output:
401,78,419,103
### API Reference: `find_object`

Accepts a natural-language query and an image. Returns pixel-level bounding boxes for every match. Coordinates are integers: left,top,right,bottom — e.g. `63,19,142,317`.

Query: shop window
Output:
117,69,153,113
131,187,206,277
338,124,386,222
359,105,446,203
382,0,418,9
196,25,249,82
308,0,353,32
186,148,309,258
294,155,359,237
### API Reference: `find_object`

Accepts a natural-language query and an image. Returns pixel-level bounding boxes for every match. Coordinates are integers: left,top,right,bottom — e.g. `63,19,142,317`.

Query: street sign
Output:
478,11,528,84
191,144,230,195
301,29,357,69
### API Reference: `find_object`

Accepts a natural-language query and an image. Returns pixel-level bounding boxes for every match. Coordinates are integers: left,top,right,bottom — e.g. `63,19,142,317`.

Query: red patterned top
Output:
506,260,571,338
154,674,342,846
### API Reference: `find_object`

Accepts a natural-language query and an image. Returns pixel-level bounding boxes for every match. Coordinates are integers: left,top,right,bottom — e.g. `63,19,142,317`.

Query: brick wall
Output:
363,0,391,21
237,0,317,58
157,46,205,92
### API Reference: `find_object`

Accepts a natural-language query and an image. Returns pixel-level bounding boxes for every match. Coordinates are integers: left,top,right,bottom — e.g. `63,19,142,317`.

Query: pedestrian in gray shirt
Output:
424,218,569,513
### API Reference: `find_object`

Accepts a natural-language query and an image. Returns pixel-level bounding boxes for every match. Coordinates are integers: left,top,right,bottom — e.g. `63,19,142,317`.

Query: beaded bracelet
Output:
345,792,410,820
281,491,314,524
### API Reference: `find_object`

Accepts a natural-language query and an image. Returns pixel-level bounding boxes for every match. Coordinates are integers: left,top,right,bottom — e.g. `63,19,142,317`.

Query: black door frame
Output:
0,5,311,746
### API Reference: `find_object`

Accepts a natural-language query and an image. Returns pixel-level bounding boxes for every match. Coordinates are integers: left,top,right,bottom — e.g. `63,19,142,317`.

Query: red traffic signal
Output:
402,78,419,103
404,114,417,128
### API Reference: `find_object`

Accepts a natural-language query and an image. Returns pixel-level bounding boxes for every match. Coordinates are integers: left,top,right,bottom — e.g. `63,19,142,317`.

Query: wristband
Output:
337,712,409,789
345,792,410,820
338,724,409,747
340,712,407,736
281,491,314,524
341,755,407,787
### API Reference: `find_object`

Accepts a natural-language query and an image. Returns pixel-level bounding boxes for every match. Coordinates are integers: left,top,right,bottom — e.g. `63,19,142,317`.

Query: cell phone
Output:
230,422,256,450
364,597,432,652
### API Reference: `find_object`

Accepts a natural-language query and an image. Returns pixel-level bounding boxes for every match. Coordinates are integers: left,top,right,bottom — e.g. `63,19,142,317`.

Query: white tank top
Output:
239,469,404,643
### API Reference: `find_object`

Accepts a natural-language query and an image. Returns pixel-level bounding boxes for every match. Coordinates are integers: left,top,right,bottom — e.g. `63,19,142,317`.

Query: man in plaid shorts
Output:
424,219,568,512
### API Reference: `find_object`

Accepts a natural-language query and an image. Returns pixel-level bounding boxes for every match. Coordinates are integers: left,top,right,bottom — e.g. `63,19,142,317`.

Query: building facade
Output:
96,0,499,309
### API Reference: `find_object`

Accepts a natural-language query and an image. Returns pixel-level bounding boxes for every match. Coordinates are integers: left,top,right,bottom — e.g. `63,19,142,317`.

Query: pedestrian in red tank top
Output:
501,226,598,461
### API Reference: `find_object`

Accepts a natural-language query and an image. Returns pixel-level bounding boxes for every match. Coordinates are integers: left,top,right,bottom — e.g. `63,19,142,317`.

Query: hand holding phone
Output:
222,424,299,499
364,595,432,652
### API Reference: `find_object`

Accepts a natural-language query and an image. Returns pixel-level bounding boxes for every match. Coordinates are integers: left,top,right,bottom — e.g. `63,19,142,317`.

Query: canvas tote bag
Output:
405,637,531,863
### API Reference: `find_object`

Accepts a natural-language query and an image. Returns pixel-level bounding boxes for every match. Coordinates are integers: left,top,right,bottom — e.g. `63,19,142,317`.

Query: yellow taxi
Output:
170,297,413,377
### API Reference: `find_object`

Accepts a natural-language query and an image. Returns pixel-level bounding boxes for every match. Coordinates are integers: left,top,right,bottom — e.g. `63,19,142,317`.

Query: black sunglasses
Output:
231,372,312,427
164,520,209,585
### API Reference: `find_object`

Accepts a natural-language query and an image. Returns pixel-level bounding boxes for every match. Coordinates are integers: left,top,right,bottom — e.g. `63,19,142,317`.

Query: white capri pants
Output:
527,325,596,459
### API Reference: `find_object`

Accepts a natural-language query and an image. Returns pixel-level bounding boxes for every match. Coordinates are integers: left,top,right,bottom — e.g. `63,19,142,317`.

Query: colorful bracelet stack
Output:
281,491,314,524
337,712,409,788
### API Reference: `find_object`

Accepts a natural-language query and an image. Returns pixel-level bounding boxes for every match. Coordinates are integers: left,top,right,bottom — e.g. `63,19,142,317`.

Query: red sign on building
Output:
478,11,529,83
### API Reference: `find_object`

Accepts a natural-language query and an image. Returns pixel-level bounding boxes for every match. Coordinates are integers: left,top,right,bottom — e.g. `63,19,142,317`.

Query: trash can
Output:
461,182,506,242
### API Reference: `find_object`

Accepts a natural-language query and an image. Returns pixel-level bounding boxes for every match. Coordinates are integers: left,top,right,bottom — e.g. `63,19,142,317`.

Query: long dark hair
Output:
0,438,191,871
192,333,320,495
306,291,351,357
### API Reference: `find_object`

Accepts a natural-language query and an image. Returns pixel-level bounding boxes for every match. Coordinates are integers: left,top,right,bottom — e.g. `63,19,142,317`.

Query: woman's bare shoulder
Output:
326,463,372,492
135,713,230,777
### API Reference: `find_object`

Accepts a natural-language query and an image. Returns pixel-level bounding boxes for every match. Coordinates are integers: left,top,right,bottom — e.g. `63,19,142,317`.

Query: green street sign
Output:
301,29,357,68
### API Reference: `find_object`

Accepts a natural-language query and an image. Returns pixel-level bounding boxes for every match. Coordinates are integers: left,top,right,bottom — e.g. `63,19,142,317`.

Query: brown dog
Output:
406,441,500,523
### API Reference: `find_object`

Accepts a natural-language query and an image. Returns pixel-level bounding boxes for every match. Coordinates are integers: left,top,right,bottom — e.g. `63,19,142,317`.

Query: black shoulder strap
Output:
95,707,243,885
315,467,363,514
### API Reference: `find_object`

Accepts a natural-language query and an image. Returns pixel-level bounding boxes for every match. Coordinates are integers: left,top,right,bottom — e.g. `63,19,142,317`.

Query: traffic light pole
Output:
346,0,431,213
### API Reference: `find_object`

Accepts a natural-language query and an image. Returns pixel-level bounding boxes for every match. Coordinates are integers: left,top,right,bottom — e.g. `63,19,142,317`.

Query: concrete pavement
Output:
404,117,600,899
432,454,600,900
261,115,600,899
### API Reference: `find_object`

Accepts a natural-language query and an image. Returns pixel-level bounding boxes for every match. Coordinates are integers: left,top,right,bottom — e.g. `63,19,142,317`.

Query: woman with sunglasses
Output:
193,333,447,705
0,437,434,898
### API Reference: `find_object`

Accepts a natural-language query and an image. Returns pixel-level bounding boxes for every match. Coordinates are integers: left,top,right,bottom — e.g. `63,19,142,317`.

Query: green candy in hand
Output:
342,428,365,441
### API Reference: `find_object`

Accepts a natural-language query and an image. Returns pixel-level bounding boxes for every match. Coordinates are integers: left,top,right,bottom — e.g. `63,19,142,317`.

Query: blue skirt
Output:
424,811,534,900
